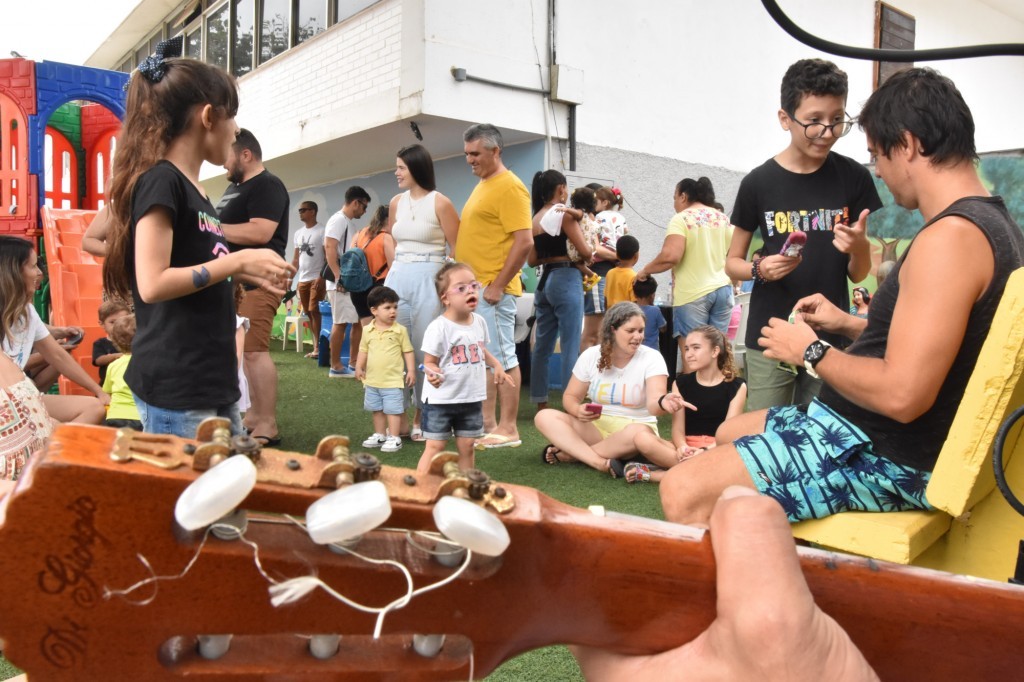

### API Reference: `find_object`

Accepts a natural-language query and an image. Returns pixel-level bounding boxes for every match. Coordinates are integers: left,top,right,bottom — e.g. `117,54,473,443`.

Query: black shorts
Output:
350,278,386,319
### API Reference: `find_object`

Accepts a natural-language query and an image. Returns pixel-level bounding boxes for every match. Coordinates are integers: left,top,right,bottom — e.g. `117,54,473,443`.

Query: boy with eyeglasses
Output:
725,58,882,410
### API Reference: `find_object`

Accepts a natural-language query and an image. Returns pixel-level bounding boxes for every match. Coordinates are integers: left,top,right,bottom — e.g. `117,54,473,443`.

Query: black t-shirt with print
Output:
126,161,239,410
216,169,290,258
731,152,882,350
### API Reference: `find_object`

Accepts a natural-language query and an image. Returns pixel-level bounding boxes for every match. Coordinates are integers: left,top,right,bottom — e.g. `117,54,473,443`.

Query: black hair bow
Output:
136,36,184,84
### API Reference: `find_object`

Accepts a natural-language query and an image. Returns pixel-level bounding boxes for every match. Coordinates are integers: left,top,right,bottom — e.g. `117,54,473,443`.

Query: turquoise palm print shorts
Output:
734,399,933,522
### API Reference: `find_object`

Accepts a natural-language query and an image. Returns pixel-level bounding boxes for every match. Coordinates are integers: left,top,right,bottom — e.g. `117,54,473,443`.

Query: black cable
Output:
993,404,1024,518
761,0,1024,61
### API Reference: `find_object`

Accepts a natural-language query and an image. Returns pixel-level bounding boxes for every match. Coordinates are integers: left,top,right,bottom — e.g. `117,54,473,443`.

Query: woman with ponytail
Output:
105,38,293,437
637,177,734,368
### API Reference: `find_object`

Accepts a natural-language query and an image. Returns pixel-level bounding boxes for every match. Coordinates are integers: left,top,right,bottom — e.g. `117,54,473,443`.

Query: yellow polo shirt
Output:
454,170,531,295
359,322,414,389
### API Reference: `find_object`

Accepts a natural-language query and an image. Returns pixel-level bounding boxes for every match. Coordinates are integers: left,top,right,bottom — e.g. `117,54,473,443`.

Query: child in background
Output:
356,285,415,453
557,187,601,289
102,314,143,431
416,262,513,474
617,325,747,484
633,276,665,351
604,235,640,309
93,300,130,384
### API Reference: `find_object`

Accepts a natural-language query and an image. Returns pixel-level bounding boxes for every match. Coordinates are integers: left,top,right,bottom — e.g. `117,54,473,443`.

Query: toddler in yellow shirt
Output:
355,286,415,453
102,315,142,431
604,235,640,309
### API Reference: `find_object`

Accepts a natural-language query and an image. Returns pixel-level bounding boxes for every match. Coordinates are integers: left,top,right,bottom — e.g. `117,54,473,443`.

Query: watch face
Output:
805,341,825,364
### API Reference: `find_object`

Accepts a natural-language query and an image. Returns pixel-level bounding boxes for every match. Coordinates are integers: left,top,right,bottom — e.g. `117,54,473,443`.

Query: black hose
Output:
761,0,1024,61
993,405,1024,518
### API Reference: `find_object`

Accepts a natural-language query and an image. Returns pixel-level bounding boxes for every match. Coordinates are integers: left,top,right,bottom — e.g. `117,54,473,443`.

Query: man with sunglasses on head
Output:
725,59,882,411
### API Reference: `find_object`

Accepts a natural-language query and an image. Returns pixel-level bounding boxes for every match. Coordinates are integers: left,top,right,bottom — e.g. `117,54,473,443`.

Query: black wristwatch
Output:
803,340,832,379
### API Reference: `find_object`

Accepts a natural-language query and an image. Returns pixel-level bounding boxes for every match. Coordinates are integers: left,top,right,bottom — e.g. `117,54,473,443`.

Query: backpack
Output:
339,231,387,292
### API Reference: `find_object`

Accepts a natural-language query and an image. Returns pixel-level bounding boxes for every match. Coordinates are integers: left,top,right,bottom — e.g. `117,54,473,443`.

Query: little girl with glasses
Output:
416,262,513,474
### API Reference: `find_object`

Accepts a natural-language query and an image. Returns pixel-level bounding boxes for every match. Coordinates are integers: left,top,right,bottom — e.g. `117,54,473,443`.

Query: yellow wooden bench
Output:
792,267,1024,580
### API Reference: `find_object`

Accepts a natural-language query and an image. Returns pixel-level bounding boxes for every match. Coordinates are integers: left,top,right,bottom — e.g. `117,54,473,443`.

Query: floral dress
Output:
0,376,55,480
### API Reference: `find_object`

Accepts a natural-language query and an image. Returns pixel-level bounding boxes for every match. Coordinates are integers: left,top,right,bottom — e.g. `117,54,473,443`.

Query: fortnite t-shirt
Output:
217,169,290,258
731,152,882,350
126,161,239,409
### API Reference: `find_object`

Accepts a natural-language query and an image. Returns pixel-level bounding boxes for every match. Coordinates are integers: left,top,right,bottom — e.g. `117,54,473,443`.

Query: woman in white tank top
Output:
383,144,460,439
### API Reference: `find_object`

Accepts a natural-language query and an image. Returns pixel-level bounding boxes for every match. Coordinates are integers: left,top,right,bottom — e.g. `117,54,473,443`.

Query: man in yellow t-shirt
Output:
454,123,531,449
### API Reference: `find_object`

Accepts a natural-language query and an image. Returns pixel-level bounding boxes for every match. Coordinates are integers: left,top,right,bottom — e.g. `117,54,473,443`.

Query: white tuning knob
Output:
432,496,510,557
306,480,392,545
175,456,257,530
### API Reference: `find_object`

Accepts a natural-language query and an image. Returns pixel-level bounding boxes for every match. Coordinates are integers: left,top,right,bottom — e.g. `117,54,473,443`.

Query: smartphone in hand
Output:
583,403,603,416
780,231,807,258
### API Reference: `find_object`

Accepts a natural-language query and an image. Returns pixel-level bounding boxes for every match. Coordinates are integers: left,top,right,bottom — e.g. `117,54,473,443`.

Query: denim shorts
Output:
421,401,484,440
583,275,607,315
476,293,518,371
672,284,734,338
733,399,933,522
363,386,405,415
133,394,243,439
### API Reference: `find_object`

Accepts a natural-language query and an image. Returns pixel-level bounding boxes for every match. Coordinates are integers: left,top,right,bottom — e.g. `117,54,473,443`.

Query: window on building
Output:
297,0,327,43
260,0,291,64
186,25,203,59
874,2,915,88
333,0,376,26
206,2,229,71
233,0,255,77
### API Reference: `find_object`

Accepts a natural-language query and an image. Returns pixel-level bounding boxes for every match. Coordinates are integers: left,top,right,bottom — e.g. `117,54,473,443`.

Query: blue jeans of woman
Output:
134,394,244,439
530,266,584,403
384,258,444,411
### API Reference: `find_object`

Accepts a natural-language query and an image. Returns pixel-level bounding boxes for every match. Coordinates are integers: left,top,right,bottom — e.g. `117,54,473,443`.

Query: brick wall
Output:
237,0,402,157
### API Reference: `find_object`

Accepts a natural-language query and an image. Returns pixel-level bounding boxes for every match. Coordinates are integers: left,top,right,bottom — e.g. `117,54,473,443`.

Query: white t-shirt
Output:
420,314,490,405
572,344,667,421
293,223,326,282
2,305,49,370
323,211,355,292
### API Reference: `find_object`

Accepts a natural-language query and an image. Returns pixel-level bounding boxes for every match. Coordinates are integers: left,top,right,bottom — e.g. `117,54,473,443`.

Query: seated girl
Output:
534,302,687,472
620,325,747,483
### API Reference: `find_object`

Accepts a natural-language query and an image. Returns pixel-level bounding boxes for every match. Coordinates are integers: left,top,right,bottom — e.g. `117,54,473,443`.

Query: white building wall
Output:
231,0,405,160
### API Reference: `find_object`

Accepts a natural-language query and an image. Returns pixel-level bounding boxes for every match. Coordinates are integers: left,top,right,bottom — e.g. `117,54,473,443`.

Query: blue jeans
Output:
384,259,444,411
531,266,584,403
476,293,519,371
673,284,734,338
134,394,244,439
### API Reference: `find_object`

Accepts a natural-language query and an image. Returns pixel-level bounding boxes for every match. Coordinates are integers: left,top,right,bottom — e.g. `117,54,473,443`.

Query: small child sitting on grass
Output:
632,276,666,351
356,286,415,453
102,314,143,431
92,300,130,384
416,262,513,474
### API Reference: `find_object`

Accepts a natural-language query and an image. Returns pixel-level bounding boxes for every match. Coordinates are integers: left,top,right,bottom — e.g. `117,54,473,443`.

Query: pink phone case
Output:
584,403,603,416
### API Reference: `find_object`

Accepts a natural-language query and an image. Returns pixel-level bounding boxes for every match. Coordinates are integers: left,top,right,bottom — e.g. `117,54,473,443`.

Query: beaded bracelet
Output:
752,257,768,284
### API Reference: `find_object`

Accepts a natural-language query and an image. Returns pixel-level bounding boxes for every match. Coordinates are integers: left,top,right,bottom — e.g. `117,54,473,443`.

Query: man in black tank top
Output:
660,68,1024,526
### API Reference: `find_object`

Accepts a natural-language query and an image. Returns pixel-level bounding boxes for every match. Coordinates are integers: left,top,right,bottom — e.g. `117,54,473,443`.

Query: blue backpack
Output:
339,232,385,292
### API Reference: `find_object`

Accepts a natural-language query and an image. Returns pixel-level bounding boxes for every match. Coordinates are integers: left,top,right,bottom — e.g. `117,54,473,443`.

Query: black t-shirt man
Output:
731,152,882,351
216,169,290,257
127,161,239,409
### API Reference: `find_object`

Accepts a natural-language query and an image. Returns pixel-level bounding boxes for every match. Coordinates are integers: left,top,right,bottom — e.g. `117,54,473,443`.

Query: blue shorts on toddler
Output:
421,401,484,441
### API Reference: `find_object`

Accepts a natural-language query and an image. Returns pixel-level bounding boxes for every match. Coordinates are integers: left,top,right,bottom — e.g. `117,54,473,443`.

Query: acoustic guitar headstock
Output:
0,421,714,680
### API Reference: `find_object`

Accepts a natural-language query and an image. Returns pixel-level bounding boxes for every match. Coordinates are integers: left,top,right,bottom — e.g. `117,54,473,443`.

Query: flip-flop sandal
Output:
624,462,652,484
410,426,426,442
475,433,523,450
541,444,562,465
608,458,626,479
252,434,282,448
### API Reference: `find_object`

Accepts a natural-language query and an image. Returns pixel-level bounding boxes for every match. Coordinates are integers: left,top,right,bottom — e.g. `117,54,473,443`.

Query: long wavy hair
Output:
689,325,738,381
597,302,644,371
0,237,34,347
105,59,238,300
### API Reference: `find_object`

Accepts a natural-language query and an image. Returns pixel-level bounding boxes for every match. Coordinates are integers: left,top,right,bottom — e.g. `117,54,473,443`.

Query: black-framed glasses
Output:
788,115,854,140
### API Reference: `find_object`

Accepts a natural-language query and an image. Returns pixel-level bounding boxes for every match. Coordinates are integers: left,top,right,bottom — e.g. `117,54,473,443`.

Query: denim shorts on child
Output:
733,398,933,522
363,386,405,415
421,400,484,440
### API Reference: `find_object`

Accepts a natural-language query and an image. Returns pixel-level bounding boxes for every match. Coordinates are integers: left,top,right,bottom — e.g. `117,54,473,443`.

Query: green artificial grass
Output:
1,347,668,681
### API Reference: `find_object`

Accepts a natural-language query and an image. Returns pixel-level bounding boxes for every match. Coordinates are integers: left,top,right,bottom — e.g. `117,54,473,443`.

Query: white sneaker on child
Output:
362,433,387,448
381,435,403,453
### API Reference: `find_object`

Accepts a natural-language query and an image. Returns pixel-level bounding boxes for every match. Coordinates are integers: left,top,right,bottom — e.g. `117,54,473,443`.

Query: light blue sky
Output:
0,0,138,65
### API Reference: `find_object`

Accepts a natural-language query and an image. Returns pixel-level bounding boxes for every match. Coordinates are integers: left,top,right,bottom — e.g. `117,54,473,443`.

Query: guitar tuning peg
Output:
432,495,510,557
175,455,257,531
306,480,391,545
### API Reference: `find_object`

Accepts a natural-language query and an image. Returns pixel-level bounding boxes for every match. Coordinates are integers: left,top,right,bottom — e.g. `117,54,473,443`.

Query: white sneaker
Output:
381,435,403,453
362,433,387,448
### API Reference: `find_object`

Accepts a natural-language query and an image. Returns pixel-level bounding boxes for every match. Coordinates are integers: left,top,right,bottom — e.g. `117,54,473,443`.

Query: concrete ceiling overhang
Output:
201,114,544,197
